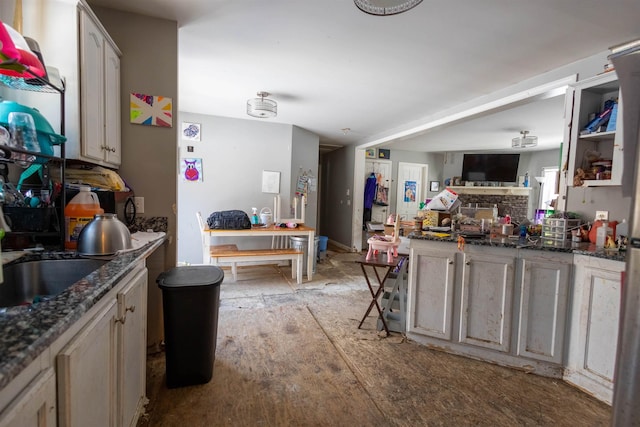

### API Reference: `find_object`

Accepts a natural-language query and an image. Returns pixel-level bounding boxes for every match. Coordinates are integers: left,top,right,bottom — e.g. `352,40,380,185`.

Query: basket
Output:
542,218,581,242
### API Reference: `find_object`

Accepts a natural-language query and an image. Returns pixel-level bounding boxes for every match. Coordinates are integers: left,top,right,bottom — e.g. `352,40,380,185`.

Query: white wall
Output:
291,126,319,228
177,113,318,264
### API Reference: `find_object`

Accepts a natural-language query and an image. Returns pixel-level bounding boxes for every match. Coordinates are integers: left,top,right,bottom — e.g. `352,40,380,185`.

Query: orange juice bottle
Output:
64,186,103,250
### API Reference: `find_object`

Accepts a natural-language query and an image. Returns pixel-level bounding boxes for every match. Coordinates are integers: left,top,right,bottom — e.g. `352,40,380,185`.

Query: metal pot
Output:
77,213,132,255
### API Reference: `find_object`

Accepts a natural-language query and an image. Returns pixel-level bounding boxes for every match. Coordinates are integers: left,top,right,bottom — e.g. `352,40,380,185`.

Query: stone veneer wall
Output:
458,194,529,223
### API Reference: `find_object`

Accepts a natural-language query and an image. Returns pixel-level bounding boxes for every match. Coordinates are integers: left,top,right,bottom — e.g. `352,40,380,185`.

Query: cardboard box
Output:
422,210,451,228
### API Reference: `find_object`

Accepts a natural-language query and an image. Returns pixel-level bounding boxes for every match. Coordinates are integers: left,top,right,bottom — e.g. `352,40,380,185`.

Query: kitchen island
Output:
0,233,166,426
406,231,624,404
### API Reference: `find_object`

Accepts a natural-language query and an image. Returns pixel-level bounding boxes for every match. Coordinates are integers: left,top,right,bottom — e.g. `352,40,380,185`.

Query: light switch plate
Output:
595,210,608,221
134,197,145,214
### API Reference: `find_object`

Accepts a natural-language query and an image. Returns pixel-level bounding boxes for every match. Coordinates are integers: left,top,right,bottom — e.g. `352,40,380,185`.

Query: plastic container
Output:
595,221,613,248
290,236,319,275
64,186,103,250
259,207,272,226
318,236,329,253
157,265,224,388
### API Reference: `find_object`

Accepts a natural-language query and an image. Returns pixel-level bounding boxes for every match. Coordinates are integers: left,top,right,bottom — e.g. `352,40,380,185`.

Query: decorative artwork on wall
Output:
365,148,376,158
181,122,201,141
404,181,417,202
262,170,281,193
378,148,390,159
181,158,203,182
130,93,173,127
430,181,440,192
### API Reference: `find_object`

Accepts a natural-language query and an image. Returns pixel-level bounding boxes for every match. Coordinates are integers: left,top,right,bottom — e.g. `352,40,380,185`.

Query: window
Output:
539,167,559,210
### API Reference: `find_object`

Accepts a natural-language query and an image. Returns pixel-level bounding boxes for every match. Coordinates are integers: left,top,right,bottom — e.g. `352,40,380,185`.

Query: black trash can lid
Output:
157,265,224,289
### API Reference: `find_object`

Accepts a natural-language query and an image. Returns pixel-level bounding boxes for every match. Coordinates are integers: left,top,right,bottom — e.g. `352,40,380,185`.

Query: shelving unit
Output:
0,69,66,251
567,72,623,187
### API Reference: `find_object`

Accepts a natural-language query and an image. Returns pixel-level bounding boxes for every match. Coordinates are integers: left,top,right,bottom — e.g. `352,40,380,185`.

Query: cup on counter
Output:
8,112,40,152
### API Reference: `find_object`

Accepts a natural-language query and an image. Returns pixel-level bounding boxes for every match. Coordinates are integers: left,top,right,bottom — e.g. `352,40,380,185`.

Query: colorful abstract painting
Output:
130,93,173,127
181,158,203,182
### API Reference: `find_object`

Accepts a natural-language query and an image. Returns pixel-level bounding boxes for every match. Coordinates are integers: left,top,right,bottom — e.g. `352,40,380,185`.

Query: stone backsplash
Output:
129,216,168,233
458,194,529,223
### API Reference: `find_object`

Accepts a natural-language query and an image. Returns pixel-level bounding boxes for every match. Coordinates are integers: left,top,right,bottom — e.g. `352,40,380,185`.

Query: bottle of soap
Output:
523,172,529,187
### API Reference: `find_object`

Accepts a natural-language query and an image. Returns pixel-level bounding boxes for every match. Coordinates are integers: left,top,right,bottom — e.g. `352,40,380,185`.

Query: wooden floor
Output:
139,250,610,427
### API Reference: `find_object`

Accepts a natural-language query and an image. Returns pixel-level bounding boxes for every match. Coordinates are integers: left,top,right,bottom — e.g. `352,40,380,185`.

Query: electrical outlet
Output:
595,210,608,221
134,197,145,214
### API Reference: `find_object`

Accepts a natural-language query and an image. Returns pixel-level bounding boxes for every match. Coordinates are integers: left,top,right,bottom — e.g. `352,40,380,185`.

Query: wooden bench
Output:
211,248,303,284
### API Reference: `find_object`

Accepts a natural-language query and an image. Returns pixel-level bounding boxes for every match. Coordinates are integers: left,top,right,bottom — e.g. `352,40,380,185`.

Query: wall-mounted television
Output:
461,153,520,183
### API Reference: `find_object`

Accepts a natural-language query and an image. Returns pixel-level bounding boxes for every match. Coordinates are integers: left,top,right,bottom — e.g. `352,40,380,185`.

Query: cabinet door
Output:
581,266,621,382
517,255,571,364
79,10,106,162
0,368,57,427
117,268,148,427
104,41,121,167
458,248,515,352
408,245,457,340
57,300,117,427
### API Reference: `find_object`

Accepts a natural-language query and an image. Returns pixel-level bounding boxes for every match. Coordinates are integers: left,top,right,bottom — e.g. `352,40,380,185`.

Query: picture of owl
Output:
181,158,203,181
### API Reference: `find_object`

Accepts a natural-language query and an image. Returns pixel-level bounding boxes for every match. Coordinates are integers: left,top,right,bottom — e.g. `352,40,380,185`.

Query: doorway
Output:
364,159,392,224
395,162,428,221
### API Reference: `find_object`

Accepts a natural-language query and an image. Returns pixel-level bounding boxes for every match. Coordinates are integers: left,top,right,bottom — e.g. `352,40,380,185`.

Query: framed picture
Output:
181,122,201,141
365,148,376,158
430,181,440,192
378,148,390,159
262,170,281,193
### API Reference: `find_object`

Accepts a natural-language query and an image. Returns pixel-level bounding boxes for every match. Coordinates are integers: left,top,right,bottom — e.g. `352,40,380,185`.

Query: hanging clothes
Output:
364,173,377,209
363,173,377,224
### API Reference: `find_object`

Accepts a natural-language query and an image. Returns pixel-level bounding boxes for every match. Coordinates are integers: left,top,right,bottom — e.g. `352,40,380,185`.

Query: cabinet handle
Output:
126,305,136,313
110,147,116,153
465,261,471,266
448,260,454,265
115,316,126,324
89,32,101,49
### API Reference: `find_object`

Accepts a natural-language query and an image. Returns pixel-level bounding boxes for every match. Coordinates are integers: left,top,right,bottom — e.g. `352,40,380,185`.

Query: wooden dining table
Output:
203,224,316,279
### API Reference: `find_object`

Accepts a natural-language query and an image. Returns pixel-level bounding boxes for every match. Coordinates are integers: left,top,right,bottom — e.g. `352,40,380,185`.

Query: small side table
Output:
355,253,404,336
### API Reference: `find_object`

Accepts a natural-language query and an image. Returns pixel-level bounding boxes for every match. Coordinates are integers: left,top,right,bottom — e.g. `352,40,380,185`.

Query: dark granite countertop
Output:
408,231,626,263
0,235,166,390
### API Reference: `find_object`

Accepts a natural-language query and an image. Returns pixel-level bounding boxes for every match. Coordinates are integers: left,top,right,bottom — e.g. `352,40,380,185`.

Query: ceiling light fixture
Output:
247,91,277,118
354,0,423,16
512,130,538,148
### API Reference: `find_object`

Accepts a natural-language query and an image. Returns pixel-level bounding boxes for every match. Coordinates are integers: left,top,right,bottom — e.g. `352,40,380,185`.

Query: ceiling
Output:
87,0,640,153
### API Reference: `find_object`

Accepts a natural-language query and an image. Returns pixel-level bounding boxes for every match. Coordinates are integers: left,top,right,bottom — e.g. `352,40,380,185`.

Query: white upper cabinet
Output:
79,6,122,167
567,72,623,187
8,1,122,168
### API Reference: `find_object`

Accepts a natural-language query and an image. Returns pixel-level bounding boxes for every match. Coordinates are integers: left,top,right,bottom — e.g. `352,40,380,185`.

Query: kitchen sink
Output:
0,259,109,308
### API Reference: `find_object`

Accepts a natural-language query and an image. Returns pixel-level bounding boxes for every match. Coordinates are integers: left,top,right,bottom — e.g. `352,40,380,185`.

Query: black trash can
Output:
157,265,224,388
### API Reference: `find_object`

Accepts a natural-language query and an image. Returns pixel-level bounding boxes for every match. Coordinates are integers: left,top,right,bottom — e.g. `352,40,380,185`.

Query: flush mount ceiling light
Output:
354,0,423,16
247,91,277,118
512,130,538,148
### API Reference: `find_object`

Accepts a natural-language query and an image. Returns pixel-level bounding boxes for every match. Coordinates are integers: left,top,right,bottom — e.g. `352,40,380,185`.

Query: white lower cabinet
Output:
57,265,148,427
57,300,117,426
565,255,623,404
407,241,457,340
516,252,572,364
407,239,571,378
117,272,148,427
458,247,516,353
0,368,57,427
